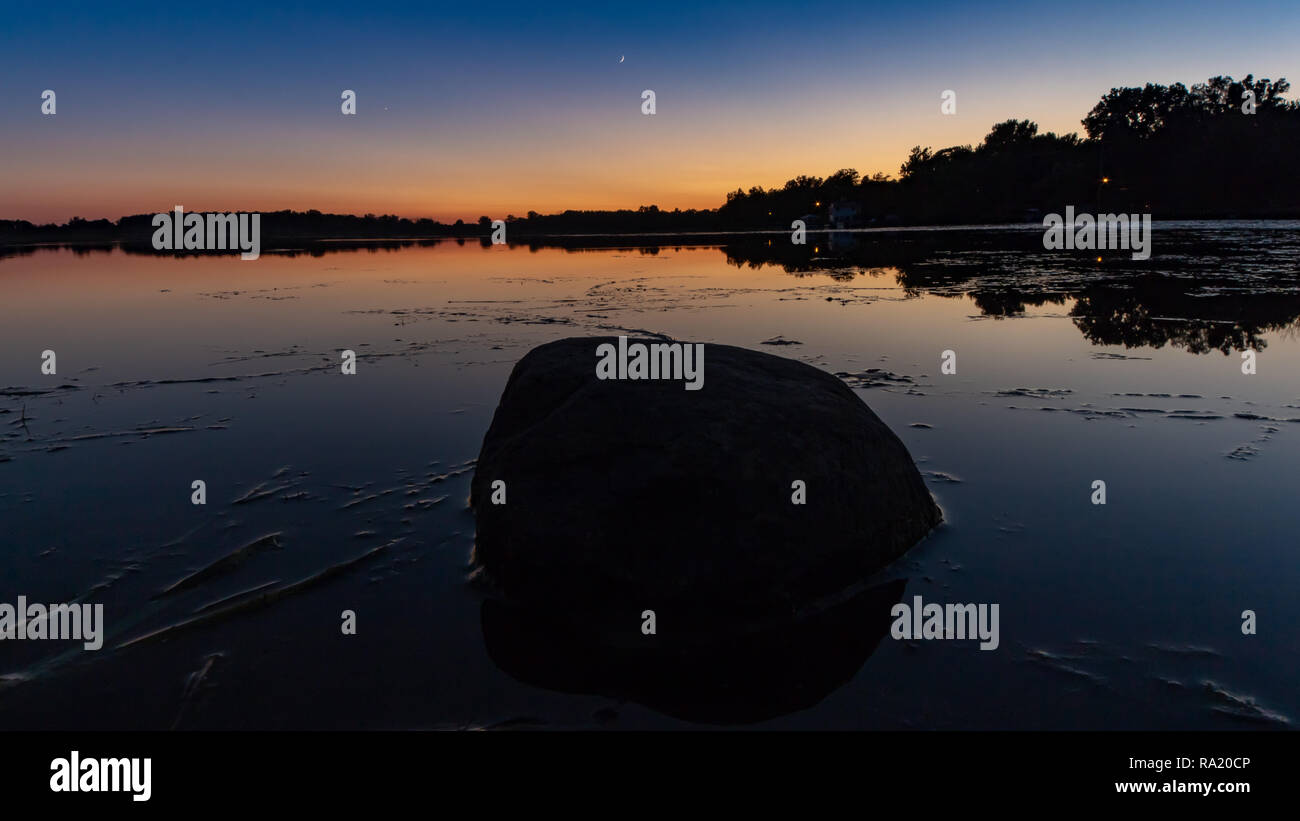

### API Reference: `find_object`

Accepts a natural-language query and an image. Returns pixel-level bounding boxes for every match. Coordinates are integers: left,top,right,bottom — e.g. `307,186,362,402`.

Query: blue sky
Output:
2,0,1296,221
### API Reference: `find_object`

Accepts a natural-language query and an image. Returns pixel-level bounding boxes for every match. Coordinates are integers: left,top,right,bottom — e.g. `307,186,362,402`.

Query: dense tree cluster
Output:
721,74,1299,225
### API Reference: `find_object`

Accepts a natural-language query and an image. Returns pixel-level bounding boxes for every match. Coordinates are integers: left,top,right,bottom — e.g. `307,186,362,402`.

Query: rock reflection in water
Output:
480,579,906,725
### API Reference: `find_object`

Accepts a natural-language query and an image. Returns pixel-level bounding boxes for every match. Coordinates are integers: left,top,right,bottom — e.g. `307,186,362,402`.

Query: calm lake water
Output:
2,223,1298,729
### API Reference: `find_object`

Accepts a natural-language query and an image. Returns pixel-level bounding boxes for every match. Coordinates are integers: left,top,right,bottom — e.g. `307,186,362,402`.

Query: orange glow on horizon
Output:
1,92,1090,225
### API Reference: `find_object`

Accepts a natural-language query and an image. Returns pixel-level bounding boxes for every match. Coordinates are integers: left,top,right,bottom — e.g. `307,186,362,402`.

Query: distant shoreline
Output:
5,217,1300,254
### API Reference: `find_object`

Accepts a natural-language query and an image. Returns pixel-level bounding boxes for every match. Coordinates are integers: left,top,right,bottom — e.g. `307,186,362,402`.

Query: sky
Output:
1,0,1297,224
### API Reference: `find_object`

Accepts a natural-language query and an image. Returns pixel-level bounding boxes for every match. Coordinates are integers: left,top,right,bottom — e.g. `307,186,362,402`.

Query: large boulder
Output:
470,337,939,639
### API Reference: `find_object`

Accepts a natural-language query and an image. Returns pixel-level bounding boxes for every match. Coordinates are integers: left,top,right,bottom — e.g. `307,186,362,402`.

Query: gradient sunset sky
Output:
2,0,1296,224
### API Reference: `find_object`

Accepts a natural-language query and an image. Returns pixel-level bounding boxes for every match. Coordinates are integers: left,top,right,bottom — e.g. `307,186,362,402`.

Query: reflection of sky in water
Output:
1,230,1297,729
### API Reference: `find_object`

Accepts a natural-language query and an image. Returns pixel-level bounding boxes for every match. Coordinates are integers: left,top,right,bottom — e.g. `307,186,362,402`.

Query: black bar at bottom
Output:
3,731,1284,808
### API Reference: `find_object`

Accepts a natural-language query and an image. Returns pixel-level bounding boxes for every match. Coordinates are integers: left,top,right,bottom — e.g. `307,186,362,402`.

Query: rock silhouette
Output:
470,336,939,637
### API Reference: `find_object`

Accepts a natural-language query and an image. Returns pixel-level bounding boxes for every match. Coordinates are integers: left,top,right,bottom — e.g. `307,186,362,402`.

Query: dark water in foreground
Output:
1,223,1298,729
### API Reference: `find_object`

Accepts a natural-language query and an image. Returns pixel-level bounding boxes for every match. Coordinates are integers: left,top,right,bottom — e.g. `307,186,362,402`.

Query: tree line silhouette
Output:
722,74,1299,225
2,73,1296,246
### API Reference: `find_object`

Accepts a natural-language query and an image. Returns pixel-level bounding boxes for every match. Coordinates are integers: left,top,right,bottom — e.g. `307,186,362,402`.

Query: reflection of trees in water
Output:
1069,281,1292,354
0,237,693,261
8,231,1300,355
970,290,1069,317
0,239,441,261
721,231,1300,354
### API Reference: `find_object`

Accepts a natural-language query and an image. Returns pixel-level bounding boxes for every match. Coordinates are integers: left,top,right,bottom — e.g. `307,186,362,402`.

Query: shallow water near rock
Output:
1,223,1297,729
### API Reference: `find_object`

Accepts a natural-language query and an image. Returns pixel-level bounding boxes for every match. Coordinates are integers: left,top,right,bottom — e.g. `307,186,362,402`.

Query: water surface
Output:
1,224,1297,729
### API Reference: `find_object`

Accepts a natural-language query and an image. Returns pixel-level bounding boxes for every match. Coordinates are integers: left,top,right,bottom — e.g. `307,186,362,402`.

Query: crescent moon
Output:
619,55,625,63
